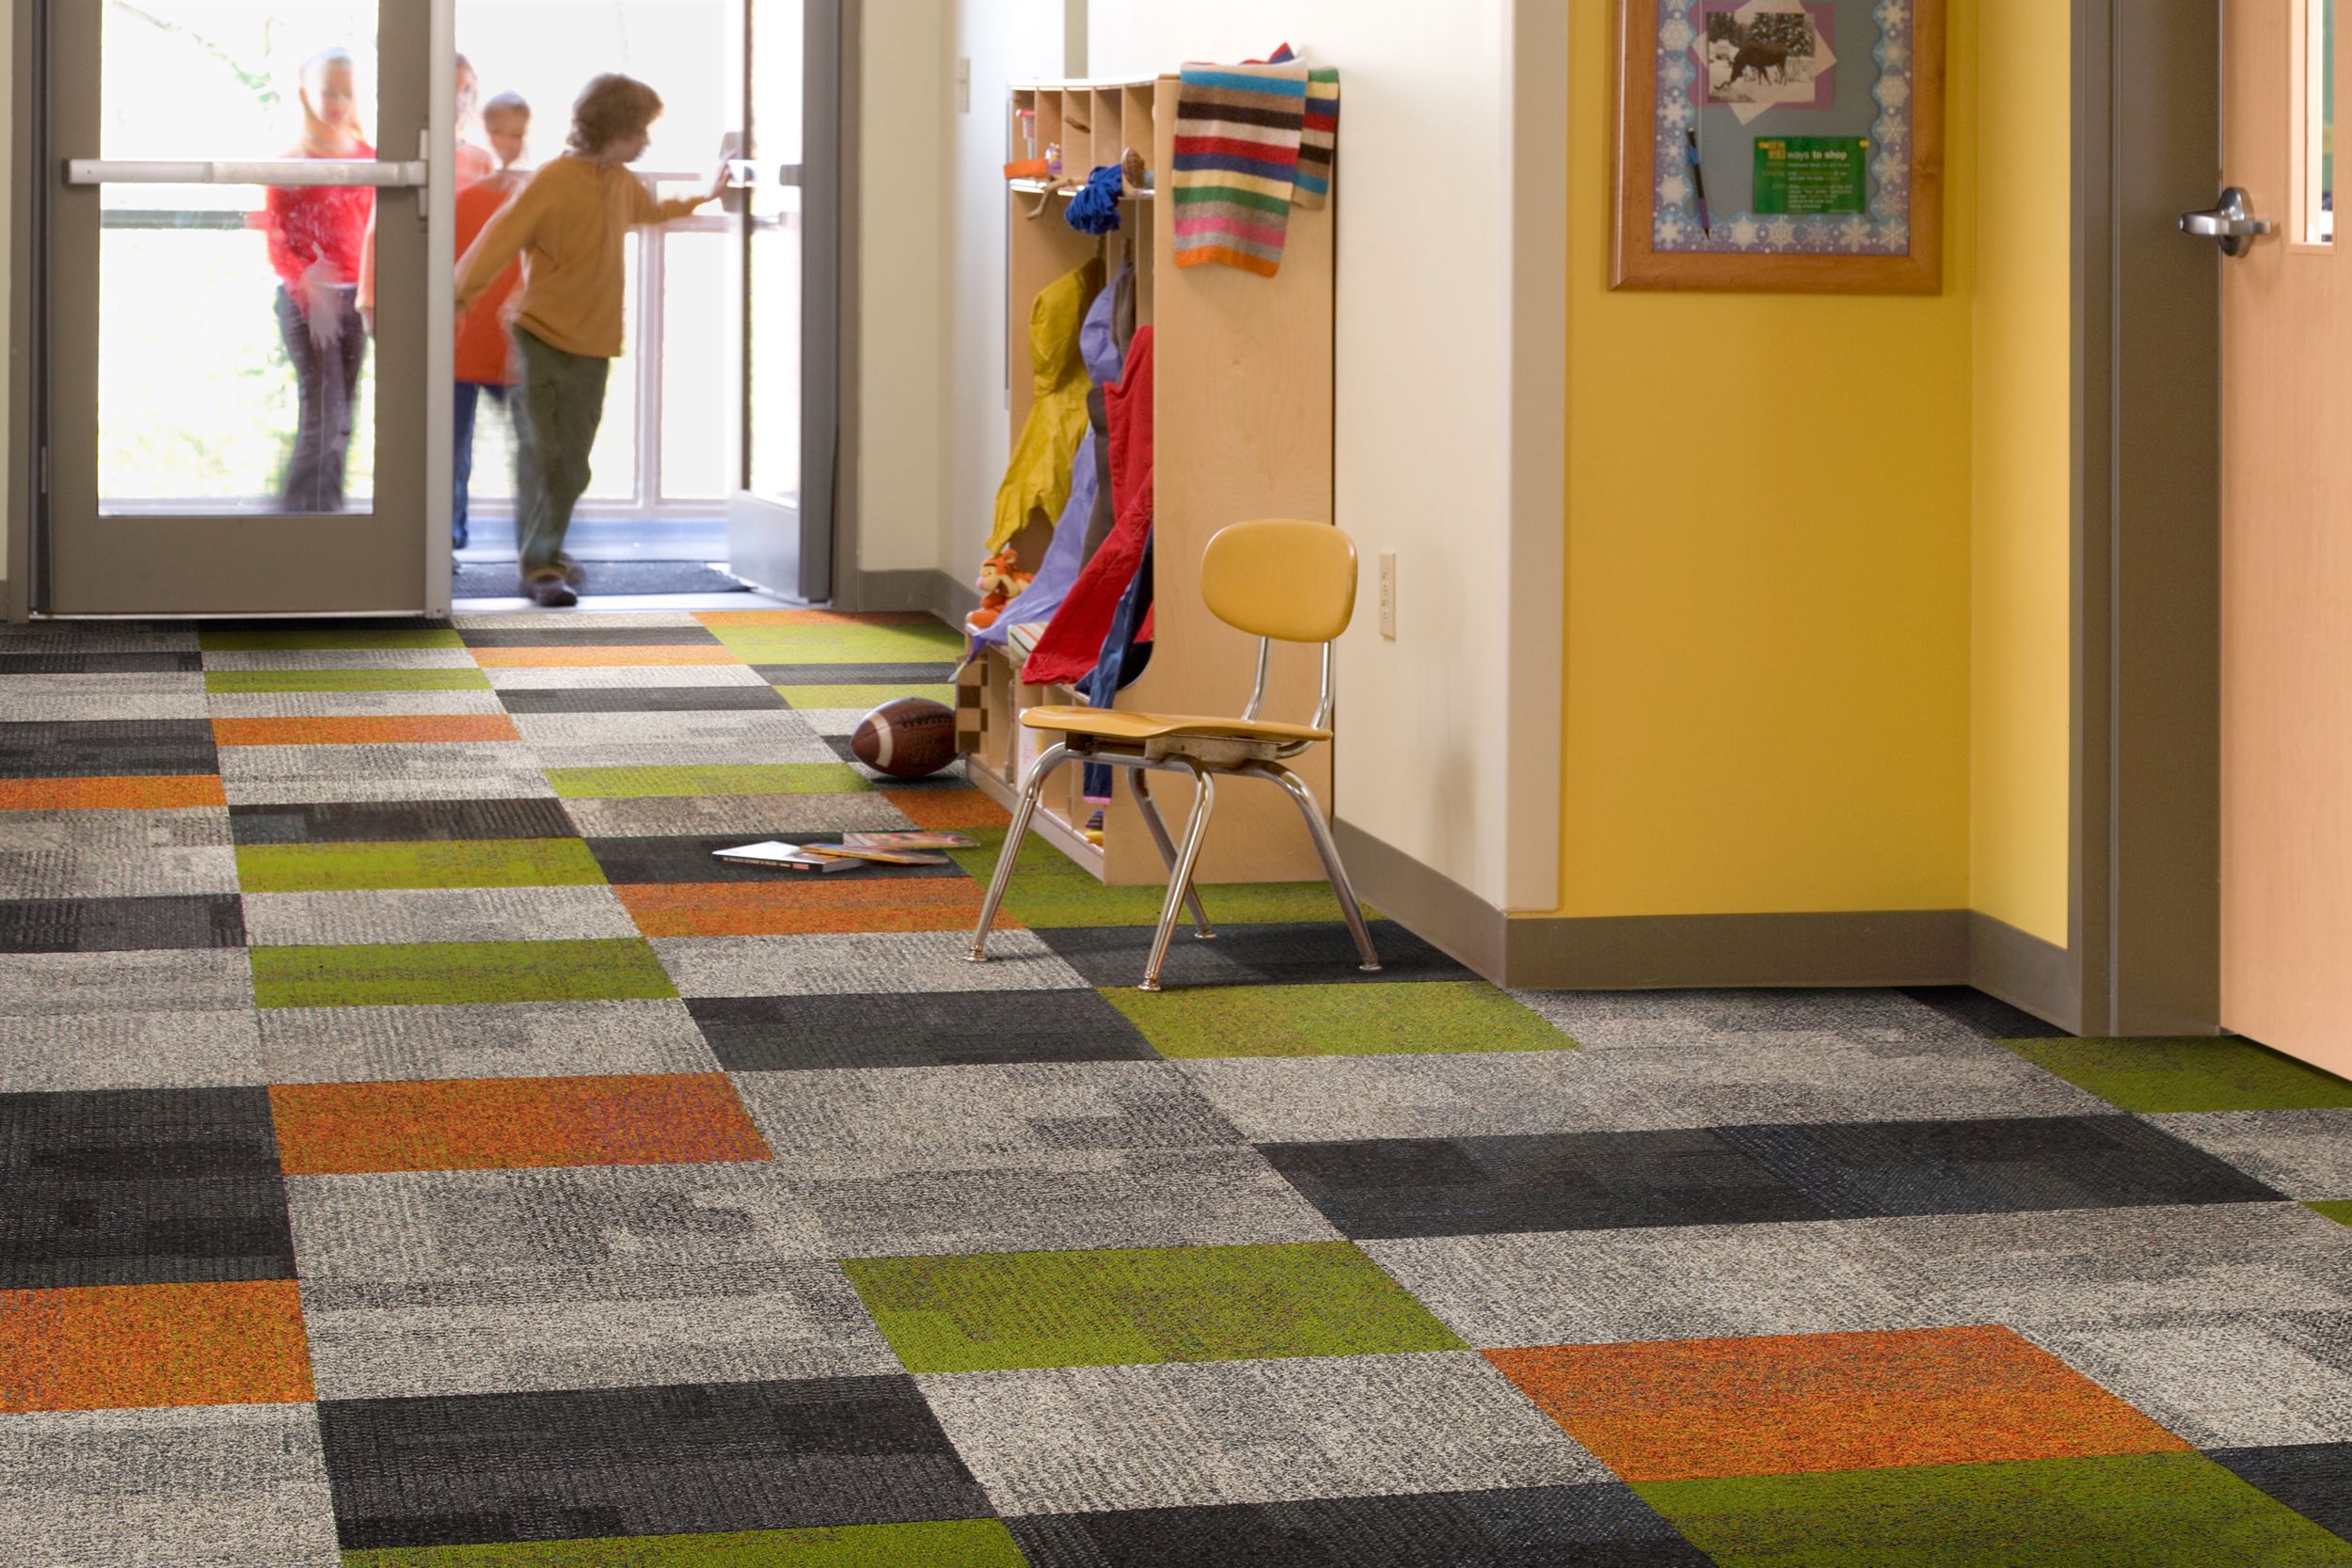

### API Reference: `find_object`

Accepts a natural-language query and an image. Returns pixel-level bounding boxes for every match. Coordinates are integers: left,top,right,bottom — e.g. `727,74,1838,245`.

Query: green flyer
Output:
1752,136,1871,215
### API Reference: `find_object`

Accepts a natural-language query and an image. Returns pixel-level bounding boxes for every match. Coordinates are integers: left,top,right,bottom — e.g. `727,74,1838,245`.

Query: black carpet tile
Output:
1258,1130,1836,1240
229,798,582,845
758,662,963,686
1,1087,283,1181
317,1375,993,1550
1037,921,1468,990
457,626,725,648
2209,1444,2352,1542
0,651,206,675
695,989,1161,1071
1714,1115,2288,1218
2,1175,300,1289
585,833,965,885
0,894,246,954
1900,984,2073,1039
494,685,793,714
0,720,219,777
1009,1485,1716,1568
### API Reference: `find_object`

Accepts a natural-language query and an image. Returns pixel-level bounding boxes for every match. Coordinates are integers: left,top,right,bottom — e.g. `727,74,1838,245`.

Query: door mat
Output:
452,562,751,599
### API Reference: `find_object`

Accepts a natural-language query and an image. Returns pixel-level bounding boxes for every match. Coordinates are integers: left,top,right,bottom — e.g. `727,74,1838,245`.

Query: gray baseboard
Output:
1967,910,2081,1035
1335,816,2078,1030
845,567,974,624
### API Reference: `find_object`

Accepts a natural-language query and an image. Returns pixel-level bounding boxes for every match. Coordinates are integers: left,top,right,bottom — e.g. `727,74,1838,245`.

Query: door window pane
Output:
746,0,803,504
99,2,381,515
660,226,732,500
2308,0,2336,245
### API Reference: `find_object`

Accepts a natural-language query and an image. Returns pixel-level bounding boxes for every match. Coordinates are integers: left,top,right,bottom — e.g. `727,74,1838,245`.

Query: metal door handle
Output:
2180,186,2270,255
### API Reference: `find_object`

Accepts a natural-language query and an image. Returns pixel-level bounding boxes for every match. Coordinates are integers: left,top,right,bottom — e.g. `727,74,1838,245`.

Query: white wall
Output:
1078,1,1562,909
852,0,952,575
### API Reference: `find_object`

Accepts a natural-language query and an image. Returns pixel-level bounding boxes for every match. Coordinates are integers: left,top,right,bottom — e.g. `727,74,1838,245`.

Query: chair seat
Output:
1019,705,1331,746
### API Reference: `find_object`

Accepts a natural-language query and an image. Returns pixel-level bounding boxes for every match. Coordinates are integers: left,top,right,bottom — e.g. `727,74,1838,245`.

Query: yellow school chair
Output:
965,518,1382,990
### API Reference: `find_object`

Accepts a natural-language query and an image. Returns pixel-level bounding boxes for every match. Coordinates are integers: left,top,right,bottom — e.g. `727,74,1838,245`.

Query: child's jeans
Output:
510,327,610,578
452,380,510,548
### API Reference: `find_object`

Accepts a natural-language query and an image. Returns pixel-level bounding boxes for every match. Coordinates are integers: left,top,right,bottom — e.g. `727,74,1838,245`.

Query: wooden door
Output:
2218,0,2352,1075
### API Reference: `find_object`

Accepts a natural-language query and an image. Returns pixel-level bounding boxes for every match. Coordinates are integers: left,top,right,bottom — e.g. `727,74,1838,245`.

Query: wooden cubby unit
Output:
964,75,1338,886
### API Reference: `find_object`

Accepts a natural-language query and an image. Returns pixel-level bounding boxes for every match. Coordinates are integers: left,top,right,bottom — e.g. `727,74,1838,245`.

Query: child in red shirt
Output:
451,91,532,549
263,48,373,514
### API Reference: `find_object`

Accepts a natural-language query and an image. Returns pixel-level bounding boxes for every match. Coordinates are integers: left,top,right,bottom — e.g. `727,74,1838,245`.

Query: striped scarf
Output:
1170,51,1339,277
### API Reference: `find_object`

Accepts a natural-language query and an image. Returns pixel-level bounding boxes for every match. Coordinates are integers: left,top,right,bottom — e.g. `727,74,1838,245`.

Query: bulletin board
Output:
1611,0,1945,293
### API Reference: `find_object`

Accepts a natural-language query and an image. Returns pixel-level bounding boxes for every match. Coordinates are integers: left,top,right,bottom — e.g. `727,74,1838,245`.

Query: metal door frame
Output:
722,0,841,605
8,0,455,620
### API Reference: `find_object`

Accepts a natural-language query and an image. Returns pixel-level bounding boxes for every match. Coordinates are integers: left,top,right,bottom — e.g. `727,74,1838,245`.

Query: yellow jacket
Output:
455,155,711,357
988,257,1103,553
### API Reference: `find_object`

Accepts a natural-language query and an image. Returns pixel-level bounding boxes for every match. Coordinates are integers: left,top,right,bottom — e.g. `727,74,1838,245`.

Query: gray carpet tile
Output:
0,1011,267,1093
526,736,847,770
1008,1483,1715,1568
654,929,1092,997
316,1375,992,1549
917,1353,1612,1517
0,1405,342,1568
286,1164,833,1282
509,710,821,747
0,652,203,674
485,663,771,689
2026,1310,2352,1449
0,949,255,1016
0,846,240,900
694,989,1159,1071
1179,1041,2111,1145
453,611,711,630
560,792,915,838
0,670,206,695
732,1061,1250,1176
217,743,555,804
758,662,961,685
0,807,234,854
0,692,210,722
1365,1221,1934,1349
804,1148,1342,1259
0,893,246,953
0,628,199,653
300,1260,899,1400
239,885,640,947
199,648,481,671
1504,985,1988,1050
204,689,511,718
229,798,579,844
2147,1109,2352,1200
461,626,724,647
254,999,719,1085
790,705,877,738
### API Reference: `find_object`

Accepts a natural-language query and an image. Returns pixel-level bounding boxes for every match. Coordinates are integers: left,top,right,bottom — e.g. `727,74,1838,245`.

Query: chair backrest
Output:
1199,519,1358,642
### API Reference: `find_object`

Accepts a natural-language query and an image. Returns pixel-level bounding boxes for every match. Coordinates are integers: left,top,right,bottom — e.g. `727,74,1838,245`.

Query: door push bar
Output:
67,158,430,188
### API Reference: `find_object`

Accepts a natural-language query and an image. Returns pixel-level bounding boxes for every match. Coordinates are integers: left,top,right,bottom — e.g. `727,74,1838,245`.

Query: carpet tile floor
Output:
2,610,2351,1566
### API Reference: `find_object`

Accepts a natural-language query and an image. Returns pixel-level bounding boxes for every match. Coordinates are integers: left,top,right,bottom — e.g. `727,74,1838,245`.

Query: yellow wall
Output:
1971,0,2073,945
1555,0,1980,918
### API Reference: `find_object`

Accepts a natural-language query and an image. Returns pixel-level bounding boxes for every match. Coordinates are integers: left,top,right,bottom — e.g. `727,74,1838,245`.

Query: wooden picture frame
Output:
1611,0,1945,293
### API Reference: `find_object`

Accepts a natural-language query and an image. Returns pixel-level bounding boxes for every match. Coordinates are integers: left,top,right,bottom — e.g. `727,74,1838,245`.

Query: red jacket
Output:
264,144,375,296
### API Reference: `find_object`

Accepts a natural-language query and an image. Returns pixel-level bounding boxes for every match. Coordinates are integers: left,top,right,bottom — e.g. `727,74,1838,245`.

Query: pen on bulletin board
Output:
1686,127,1711,236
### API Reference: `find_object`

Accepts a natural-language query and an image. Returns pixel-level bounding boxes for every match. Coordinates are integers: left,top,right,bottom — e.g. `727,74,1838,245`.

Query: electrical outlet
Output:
956,57,972,114
1377,550,1396,640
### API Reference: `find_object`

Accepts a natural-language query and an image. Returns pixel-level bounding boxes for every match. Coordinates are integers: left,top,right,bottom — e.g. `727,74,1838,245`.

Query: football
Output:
851,697,959,779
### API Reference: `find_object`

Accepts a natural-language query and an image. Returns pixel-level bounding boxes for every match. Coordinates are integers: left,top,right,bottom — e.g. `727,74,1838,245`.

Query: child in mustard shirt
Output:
454,74,723,606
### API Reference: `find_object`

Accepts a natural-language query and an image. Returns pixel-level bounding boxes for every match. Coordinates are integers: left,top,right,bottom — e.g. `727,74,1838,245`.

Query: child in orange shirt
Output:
451,91,531,549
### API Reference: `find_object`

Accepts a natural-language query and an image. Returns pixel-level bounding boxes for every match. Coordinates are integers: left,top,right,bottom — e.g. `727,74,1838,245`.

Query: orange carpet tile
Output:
0,1281,314,1412
0,775,228,811
615,878,995,938
212,715,522,747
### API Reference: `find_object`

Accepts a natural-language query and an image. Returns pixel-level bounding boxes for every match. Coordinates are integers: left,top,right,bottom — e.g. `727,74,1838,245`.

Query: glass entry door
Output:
722,0,836,602
40,0,443,614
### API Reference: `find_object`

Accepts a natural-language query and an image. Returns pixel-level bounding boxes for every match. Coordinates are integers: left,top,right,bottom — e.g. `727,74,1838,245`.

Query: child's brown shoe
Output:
522,571,578,608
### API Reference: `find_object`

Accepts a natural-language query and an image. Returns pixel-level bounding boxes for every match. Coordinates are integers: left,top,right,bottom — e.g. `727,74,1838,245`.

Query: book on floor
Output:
712,841,864,872
803,845,952,866
840,831,980,850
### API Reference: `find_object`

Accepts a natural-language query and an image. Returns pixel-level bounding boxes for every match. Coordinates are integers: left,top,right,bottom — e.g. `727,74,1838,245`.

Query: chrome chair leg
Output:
967,742,1070,963
1139,762,1217,991
1250,762,1380,972
1129,768,1215,939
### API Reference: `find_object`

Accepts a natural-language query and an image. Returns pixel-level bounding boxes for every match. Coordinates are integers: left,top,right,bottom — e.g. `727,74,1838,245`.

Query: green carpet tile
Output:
776,683,960,712
843,1241,1464,1373
546,763,870,799
2308,1200,2352,1226
235,838,610,892
199,628,467,652
1635,1452,2352,1568
2002,1035,2352,1112
205,668,495,693
949,829,1374,927
250,938,676,1006
340,1521,1029,1568
1104,979,1574,1057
